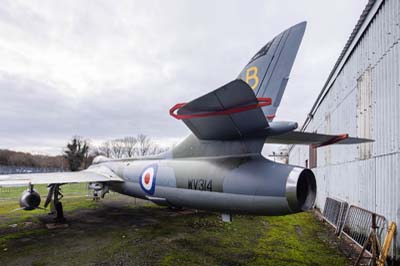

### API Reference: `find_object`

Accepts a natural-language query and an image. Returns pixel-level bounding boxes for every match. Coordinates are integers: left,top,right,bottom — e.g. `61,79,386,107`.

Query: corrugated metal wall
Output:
289,0,400,255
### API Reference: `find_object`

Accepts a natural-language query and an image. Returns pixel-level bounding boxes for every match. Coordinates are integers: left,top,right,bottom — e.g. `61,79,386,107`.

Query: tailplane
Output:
168,22,372,157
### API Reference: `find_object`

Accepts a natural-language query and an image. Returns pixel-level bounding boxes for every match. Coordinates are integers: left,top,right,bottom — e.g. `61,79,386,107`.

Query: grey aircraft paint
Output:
3,22,371,220
100,154,316,215
86,22,316,216
238,21,306,120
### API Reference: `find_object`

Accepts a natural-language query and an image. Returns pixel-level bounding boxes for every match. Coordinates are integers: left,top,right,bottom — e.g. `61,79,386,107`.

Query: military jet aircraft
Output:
0,22,371,222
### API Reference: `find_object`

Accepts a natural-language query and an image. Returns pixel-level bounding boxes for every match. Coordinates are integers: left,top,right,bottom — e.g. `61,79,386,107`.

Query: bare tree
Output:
135,134,168,157
110,139,125,159
94,134,168,159
135,134,152,157
97,141,112,157
122,136,137,158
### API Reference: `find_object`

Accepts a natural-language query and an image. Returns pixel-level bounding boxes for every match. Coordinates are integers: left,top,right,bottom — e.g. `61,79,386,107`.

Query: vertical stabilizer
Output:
238,22,306,120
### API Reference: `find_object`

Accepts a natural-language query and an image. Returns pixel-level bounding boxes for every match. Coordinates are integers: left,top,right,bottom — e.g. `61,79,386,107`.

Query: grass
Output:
151,213,348,266
0,183,90,200
0,183,98,229
252,214,348,266
0,191,350,266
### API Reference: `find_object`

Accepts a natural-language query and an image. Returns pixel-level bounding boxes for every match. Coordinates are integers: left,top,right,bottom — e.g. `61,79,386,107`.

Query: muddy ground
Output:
0,194,352,266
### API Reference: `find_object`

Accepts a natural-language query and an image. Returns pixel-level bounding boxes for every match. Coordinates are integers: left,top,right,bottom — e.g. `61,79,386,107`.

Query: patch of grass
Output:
0,197,350,266
250,213,349,266
0,196,97,215
0,229,48,246
0,196,99,230
0,183,89,200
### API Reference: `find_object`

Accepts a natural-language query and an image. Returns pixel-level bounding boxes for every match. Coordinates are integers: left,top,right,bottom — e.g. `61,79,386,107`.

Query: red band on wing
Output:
312,134,349,148
169,98,272,120
266,114,275,120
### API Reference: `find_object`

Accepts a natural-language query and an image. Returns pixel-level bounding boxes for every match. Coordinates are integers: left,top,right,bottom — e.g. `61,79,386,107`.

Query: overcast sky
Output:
0,0,367,155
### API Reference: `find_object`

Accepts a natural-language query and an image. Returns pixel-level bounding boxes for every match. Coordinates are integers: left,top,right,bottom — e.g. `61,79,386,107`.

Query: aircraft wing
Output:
171,79,269,140
265,131,373,147
0,165,123,187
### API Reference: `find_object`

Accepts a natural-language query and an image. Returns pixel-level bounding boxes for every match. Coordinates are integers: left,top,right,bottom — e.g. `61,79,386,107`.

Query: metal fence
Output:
322,197,349,235
322,197,397,260
0,165,64,175
0,183,91,200
340,205,388,255
0,165,89,199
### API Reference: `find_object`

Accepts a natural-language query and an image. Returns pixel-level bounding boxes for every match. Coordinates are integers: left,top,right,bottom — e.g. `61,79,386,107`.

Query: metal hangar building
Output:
288,0,400,255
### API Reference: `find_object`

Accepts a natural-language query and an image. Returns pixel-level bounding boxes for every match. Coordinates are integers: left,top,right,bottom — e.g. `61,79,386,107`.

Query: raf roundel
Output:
139,165,158,195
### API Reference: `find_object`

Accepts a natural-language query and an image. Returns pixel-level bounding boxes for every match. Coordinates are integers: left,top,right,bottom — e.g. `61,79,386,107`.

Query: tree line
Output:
1,134,168,171
96,134,167,159
0,150,68,169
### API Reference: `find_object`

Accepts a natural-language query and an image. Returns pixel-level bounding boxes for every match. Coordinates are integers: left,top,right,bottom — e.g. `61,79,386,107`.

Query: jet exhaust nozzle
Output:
285,168,316,213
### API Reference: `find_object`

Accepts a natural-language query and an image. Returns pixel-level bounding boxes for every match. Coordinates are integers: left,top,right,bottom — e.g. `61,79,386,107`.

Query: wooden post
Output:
354,213,381,266
371,213,377,266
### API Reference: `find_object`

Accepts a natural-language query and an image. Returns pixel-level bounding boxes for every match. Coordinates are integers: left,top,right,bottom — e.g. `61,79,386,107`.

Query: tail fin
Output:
238,22,306,120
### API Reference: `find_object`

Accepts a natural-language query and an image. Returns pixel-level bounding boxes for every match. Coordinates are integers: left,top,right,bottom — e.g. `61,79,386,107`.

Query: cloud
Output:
0,0,367,154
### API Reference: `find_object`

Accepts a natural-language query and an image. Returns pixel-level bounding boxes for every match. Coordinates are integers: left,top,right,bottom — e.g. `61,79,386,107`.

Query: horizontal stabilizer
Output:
0,165,123,187
174,80,269,140
265,131,373,147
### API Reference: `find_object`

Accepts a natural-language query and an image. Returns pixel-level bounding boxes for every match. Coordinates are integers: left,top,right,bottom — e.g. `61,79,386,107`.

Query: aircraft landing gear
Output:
45,184,66,223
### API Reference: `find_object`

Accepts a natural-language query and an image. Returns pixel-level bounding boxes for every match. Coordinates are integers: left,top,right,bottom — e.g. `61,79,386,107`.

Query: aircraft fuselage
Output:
93,155,316,216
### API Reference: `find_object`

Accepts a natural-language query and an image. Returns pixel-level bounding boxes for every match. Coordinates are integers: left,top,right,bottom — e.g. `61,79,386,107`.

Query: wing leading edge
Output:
0,165,123,187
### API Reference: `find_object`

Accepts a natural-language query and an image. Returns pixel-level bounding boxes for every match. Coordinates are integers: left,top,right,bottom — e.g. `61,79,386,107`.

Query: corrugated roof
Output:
300,0,382,131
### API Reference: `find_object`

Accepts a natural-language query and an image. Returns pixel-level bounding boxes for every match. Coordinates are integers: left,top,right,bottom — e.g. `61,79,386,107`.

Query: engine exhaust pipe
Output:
286,168,317,213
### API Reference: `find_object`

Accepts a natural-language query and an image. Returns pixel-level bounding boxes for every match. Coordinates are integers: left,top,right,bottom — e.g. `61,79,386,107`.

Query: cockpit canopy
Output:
92,155,110,165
